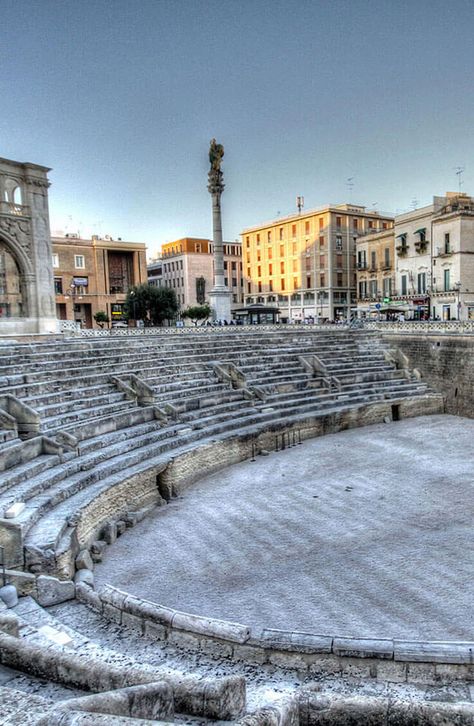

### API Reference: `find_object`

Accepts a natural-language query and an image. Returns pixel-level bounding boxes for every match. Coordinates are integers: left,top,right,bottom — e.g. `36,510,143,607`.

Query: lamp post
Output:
129,289,136,326
454,281,461,320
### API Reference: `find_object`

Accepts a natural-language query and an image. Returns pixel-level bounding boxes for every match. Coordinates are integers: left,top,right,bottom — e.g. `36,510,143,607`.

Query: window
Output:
231,261,236,271
417,272,426,294
305,256,311,271
246,237,250,248
336,216,342,229
268,263,273,276
292,259,298,272
382,222,388,229
52,253,59,268
292,241,297,254
281,278,285,290
257,251,261,262
247,267,251,278
74,255,85,269
247,282,251,293
258,281,262,293
292,224,297,237
370,279,377,297
267,231,272,242
384,248,390,267
444,233,450,253
444,268,450,291
319,218,324,230
293,277,298,290
319,236,324,248
256,234,260,244
319,255,325,268
320,274,325,287
336,235,343,250
336,254,343,268
257,265,261,277
268,248,273,259
279,227,284,240
305,221,310,234
280,261,285,274
337,272,343,287
306,275,312,289
54,277,63,294
280,244,284,256
371,251,377,270
383,277,392,297
353,219,358,230
368,220,374,229
269,280,273,292
359,281,367,298
401,275,407,295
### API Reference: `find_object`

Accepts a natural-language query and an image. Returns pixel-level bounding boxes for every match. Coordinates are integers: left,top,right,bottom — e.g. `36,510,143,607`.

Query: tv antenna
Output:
347,177,354,199
296,196,304,214
455,166,465,192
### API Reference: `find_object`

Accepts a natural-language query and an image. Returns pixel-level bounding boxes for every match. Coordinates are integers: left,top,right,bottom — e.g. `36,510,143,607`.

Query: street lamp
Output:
454,281,461,320
129,289,136,326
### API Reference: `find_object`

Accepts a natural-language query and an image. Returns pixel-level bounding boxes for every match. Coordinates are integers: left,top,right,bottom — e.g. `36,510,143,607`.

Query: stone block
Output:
333,637,394,659
102,603,122,624
260,628,332,654
268,650,309,671
232,643,268,665
395,639,474,664
36,575,75,606
0,584,18,608
4,502,25,519
116,520,126,535
75,549,93,571
102,521,117,545
171,610,250,644
144,620,167,641
74,569,94,588
90,540,107,555
121,611,144,634
0,613,19,637
200,637,234,659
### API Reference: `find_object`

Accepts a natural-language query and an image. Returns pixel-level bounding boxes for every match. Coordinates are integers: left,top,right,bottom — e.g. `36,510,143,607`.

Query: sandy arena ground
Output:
94,414,474,641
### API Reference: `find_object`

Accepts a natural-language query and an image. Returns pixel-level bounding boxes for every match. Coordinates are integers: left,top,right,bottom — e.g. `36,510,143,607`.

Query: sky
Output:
1,0,474,258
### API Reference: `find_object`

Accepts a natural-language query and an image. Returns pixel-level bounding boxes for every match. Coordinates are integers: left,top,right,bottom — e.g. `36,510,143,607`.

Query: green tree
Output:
181,304,211,326
125,284,179,326
93,311,110,329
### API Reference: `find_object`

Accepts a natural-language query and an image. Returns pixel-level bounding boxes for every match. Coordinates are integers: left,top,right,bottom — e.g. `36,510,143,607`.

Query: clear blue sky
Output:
1,0,473,257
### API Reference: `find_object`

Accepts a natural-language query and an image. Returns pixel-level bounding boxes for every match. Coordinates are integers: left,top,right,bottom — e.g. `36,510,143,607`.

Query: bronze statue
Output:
209,138,224,172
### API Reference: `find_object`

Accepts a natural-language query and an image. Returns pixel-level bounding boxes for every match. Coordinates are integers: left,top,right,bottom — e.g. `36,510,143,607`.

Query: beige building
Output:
241,205,393,321
356,228,396,317
148,237,244,310
52,234,147,327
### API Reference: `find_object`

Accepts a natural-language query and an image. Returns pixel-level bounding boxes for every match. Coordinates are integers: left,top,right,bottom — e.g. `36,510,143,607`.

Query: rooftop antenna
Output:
296,196,304,215
411,197,418,210
455,166,465,193
347,177,354,200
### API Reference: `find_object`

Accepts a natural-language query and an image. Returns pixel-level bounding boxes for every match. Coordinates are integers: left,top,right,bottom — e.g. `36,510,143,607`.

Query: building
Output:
148,237,244,311
52,234,147,327
0,156,56,334
356,228,396,317
241,205,393,322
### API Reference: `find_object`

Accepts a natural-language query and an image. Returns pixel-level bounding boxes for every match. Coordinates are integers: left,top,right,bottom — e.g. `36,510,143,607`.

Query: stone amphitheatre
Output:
0,324,473,725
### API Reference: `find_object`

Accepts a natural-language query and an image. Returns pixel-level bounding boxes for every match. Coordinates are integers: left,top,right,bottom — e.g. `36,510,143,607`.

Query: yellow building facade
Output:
241,205,393,321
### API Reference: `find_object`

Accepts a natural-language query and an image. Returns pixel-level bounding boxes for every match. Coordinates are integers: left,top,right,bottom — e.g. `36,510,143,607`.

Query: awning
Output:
414,228,426,235
395,233,406,239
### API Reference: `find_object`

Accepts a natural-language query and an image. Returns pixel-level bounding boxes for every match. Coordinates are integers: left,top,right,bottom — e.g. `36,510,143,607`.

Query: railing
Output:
364,320,474,334
60,322,355,337
0,201,29,217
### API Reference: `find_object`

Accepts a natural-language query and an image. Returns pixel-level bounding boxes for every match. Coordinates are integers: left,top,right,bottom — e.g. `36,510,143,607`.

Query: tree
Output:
125,284,179,327
181,304,211,326
93,311,109,329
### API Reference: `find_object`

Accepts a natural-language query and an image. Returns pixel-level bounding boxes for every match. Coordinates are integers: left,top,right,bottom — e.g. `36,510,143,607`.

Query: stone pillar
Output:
208,139,232,323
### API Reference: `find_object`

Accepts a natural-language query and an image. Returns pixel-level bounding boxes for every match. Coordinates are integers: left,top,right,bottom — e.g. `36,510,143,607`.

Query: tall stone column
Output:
208,139,232,322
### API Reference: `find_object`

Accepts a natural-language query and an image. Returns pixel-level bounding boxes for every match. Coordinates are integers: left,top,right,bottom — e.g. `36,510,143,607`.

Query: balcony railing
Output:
396,244,409,257
0,201,29,217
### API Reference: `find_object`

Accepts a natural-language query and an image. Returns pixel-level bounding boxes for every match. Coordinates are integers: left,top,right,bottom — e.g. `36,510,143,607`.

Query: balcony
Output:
414,240,429,253
368,265,378,273
0,201,29,217
396,244,409,257
380,261,392,270
357,262,368,270
436,246,454,257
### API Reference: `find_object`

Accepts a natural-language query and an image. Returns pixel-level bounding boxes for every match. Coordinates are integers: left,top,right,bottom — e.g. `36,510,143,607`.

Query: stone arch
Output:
0,229,35,318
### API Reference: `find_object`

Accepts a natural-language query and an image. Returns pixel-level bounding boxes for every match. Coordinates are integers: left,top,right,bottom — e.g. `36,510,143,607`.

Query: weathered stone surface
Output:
0,584,18,608
75,549,93,571
36,575,75,606
74,569,94,587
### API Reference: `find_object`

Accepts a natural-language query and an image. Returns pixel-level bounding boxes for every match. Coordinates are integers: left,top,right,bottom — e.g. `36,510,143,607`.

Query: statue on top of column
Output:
209,138,224,172
208,139,225,194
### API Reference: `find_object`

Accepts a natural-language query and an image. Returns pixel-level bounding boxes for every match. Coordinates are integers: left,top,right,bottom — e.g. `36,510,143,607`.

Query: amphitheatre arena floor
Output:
94,414,474,642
